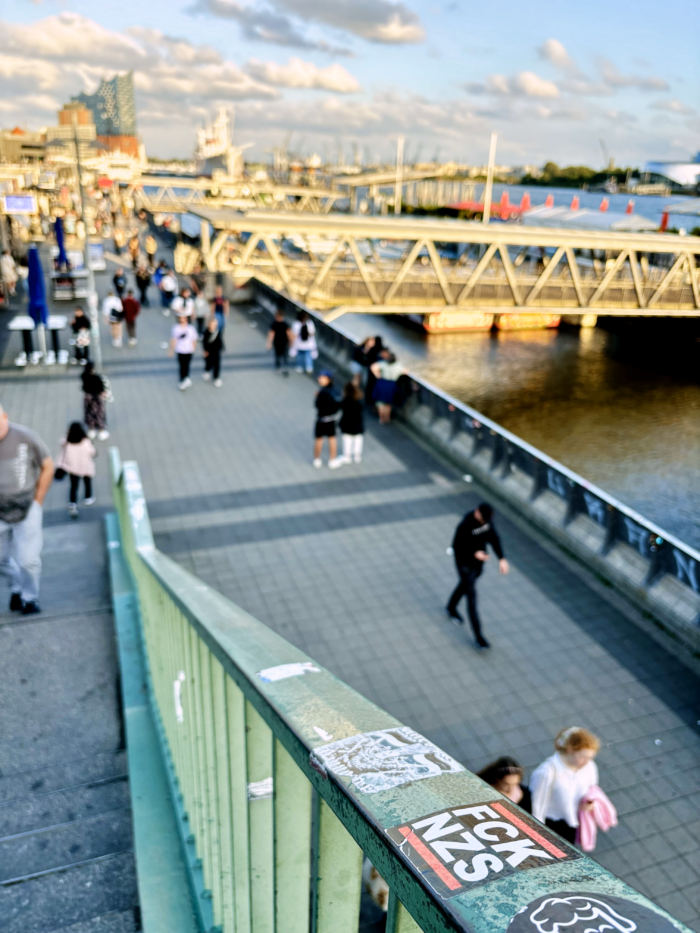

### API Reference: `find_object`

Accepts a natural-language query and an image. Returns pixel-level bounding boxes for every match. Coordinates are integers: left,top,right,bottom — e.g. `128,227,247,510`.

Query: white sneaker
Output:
162,309,170,316
329,457,343,469
179,380,187,391
128,338,137,346
87,429,97,439
214,378,222,387
354,456,362,463
68,503,79,519
98,430,110,440
202,372,211,382
295,367,303,373
313,458,322,469
84,497,96,506
184,377,192,388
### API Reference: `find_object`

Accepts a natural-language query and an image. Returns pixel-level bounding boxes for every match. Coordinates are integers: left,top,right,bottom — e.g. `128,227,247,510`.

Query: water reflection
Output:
338,312,700,548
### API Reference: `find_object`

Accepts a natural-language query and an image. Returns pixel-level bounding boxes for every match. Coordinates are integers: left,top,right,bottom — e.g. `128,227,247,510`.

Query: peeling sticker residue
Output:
174,671,186,724
130,498,145,522
247,777,273,800
257,661,320,683
313,726,464,795
309,753,328,780
313,727,334,741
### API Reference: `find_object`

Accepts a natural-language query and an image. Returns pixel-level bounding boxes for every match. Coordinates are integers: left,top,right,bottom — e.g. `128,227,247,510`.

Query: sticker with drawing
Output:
507,892,679,933
386,800,581,898
312,726,464,794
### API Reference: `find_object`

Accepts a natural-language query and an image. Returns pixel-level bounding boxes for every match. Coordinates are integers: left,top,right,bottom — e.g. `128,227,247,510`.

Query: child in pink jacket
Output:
58,422,96,519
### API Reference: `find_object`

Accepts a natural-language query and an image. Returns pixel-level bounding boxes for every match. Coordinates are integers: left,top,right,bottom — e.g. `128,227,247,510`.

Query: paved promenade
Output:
2,256,700,928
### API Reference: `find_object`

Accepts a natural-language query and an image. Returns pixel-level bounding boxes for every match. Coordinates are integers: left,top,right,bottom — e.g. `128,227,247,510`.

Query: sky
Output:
2,0,699,166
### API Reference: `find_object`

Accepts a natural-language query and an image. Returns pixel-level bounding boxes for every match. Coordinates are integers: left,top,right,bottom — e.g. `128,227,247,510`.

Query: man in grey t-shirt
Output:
0,406,53,614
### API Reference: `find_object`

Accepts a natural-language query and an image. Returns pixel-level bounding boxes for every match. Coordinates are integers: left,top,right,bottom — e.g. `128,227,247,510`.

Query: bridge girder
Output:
174,209,700,320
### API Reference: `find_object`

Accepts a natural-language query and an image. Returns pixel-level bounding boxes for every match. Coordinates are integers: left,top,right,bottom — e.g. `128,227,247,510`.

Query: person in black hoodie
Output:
202,316,224,387
81,362,109,440
339,381,364,464
445,502,509,648
313,371,342,469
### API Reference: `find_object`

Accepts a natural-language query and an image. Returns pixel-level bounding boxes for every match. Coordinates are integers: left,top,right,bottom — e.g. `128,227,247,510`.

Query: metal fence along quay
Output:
109,449,689,933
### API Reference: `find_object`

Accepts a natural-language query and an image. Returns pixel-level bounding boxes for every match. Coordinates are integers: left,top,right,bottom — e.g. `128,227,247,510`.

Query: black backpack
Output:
300,323,309,341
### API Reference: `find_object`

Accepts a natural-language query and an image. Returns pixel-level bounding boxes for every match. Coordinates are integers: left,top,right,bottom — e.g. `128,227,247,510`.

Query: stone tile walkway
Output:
3,250,700,928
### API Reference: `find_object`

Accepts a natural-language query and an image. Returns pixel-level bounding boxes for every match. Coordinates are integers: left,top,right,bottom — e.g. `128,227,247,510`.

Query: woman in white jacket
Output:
530,726,600,843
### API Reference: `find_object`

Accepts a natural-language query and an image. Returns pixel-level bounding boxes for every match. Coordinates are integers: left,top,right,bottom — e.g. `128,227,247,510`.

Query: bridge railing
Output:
110,449,684,933
253,281,700,654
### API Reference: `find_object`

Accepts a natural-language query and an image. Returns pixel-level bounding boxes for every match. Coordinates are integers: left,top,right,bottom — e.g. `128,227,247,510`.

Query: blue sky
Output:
2,0,698,165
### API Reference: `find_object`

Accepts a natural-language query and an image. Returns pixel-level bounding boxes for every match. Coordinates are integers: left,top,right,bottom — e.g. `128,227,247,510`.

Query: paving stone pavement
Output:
3,253,700,928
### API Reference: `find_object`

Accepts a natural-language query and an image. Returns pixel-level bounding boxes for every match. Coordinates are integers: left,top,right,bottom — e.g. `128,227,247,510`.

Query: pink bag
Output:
576,785,618,852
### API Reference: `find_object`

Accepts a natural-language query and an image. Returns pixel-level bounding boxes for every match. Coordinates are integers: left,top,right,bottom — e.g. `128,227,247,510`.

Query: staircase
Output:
0,521,140,932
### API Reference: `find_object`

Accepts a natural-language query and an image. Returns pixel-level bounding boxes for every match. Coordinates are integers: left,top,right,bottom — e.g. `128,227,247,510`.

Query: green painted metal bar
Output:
387,891,423,933
211,656,236,933
200,643,224,927
226,677,252,933
315,798,363,933
245,701,275,933
274,739,312,933
111,453,692,933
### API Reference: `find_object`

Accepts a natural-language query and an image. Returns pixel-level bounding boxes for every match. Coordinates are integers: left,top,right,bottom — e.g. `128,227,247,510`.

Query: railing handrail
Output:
111,451,688,933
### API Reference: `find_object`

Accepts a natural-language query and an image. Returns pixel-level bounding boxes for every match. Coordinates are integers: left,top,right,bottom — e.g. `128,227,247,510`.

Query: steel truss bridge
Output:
126,177,346,214
179,209,700,323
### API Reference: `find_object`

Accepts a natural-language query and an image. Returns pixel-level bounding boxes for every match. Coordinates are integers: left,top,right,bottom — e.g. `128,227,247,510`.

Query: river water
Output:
337,311,700,549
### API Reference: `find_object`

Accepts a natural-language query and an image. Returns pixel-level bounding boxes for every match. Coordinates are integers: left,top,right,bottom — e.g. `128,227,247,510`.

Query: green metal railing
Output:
110,448,688,933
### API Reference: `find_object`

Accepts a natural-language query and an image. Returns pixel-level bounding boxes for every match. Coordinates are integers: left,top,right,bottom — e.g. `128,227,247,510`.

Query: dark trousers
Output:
178,353,192,381
75,344,89,363
69,474,92,504
126,320,136,339
274,347,288,369
196,317,206,338
205,351,220,379
545,819,577,844
138,286,149,306
447,567,485,643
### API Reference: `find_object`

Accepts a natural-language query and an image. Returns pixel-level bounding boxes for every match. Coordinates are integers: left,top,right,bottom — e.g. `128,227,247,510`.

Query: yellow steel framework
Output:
184,208,700,320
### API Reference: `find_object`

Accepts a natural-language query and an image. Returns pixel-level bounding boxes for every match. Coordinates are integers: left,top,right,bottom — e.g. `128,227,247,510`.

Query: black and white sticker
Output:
312,726,464,794
508,892,679,933
386,800,581,899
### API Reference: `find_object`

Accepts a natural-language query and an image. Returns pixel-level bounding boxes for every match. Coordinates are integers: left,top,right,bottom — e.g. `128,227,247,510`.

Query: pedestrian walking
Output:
1,250,18,297
169,314,198,390
290,310,317,374
153,260,167,290
370,351,404,424
530,727,605,846
56,422,96,520
444,501,509,649
113,227,126,255
70,307,91,365
112,267,127,300
102,289,124,347
145,234,157,266
122,289,140,346
81,363,110,440
128,234,141,269
0,405,53,615
339,382,365,464
313,370,342,469
266,308,292,374
160,268,177,314
202,317,224,387
193,290,208,338
189,263,205,297
135,264,151,306
211,285,229,332
477,757,531,812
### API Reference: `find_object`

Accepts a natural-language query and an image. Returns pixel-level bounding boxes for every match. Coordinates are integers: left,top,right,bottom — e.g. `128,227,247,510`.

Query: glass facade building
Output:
73,73,136,137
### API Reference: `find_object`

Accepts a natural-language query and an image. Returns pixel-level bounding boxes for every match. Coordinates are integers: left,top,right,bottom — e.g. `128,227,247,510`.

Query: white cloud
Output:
650,98,695,116
465,71,559,99
599,58,669,92
192,0,424,45
4,13,145,68
537,39,577,73
246,57,360,91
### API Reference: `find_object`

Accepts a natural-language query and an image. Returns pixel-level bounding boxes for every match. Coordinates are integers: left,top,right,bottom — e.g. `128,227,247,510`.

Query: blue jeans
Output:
0,501,43,602
215,311,226,333
295,349,313,372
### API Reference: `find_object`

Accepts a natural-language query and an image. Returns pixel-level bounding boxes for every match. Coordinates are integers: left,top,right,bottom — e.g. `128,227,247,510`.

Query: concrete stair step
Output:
0,751,127,805
0,774,130,838
46,907,140,933
0,808,133,882
0,850,138,933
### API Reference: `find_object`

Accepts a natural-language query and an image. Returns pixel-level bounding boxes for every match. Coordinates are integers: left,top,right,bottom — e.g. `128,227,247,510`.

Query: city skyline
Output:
2,0,698,165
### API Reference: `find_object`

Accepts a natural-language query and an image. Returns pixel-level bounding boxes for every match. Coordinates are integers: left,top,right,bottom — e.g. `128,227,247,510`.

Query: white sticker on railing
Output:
257,661,320,683
247,777,273,800
174,671,186,724
313,726,464,795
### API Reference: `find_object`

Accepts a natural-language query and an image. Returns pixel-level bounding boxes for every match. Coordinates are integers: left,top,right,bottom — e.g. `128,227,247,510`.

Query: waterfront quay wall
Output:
253,280,700,662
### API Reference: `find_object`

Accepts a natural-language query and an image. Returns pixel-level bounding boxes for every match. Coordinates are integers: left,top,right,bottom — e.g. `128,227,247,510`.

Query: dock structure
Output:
3,246,700,931
178,209,700,325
